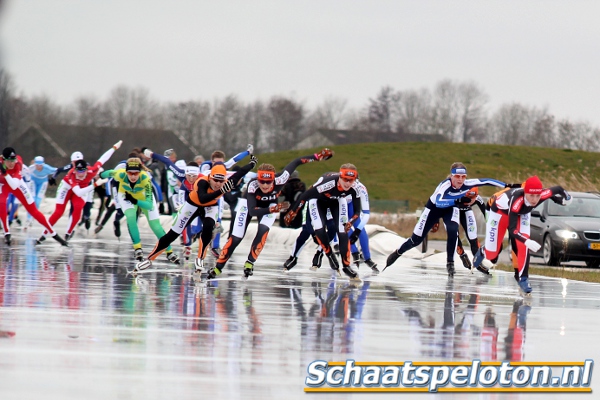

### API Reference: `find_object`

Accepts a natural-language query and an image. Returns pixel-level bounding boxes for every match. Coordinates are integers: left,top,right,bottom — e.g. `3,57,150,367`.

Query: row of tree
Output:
1,68,598,156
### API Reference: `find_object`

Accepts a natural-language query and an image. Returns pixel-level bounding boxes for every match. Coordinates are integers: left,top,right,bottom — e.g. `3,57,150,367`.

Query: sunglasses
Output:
211,178,225,183
4,158,16,162
127,171,140,176
258,180,273,185
340,177,356,183
452,174,467,179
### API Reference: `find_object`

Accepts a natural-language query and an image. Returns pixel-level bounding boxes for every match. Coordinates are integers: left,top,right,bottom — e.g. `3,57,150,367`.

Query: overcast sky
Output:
1,0,599,125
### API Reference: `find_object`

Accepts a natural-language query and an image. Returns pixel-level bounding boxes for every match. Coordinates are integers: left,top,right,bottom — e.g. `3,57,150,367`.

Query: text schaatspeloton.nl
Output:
304,360,593,393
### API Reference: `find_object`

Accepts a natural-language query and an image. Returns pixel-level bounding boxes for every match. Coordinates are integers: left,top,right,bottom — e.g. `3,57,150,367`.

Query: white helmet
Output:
34,156,45,164
70,151,84,162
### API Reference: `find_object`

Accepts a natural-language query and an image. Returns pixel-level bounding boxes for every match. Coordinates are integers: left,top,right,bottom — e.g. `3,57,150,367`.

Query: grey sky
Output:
2,0,599,125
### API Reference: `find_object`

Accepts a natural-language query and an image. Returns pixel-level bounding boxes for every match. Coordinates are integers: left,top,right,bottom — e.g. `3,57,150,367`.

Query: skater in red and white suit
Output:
472,176,570,295
37,141,121,243
0,147,68,246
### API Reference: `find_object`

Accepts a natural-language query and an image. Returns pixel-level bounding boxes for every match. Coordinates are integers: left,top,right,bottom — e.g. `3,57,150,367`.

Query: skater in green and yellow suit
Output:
101,158,180,265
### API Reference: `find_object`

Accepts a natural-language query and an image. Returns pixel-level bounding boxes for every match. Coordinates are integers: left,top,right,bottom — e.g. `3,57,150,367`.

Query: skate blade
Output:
334,269,342,277
309,266,319,271
135,260,152,271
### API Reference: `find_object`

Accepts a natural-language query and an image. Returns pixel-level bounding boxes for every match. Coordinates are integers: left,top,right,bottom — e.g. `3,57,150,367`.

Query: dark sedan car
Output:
529,191,600,267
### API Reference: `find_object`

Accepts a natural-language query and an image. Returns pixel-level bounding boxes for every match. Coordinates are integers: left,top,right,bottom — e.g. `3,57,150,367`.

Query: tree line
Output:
1,68,598,157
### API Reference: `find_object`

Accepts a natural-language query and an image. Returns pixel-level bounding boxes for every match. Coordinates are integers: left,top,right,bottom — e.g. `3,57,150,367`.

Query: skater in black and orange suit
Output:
135,156,258,272
206,149,333,280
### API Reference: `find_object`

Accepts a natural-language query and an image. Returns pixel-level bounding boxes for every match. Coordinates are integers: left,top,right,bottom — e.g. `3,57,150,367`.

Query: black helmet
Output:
2,147,17,160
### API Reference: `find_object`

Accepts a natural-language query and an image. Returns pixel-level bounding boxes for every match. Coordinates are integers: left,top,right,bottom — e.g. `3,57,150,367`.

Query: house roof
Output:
12,124,199,167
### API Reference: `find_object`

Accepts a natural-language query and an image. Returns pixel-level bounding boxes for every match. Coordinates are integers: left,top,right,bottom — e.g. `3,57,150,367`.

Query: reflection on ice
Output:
0,232,599,399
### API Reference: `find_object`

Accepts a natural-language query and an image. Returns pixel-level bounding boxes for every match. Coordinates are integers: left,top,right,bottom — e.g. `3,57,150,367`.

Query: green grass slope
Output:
256,142,600,210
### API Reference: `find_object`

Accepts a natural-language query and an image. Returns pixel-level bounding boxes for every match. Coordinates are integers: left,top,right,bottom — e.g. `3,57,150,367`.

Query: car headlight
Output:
556,230,579,240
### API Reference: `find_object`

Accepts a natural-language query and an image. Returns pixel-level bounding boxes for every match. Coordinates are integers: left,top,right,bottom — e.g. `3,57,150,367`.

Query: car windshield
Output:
547,196,600,218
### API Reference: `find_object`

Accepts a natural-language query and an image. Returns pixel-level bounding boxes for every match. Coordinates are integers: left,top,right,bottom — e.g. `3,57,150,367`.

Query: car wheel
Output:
585,259,600,268
543,235,560,266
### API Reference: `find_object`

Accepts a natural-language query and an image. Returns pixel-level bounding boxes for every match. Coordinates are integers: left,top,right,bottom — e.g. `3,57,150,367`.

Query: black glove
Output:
249,155,258,168
220,180,234,194
125,192,138,204
505,183,523,189
0,164,6,175
454,196,471,205
48,177,56,186
349,229,361,244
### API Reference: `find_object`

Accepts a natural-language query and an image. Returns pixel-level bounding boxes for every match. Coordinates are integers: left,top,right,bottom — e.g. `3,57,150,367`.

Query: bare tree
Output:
0,69,12,148
70,95,106,127
162,100,212,155
263,96,304,152
489,103,536,145
393,88,433,134
245,100,266,153
457,81,489,143
104,85,158,128
211,94,248,155
367,86,398,133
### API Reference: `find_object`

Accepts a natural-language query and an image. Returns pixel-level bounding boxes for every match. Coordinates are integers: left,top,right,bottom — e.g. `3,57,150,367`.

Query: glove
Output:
48,177,56,186
269,201,291,213
220,180,234,194
124,192,138,205
454,196,471,205
562,191,572,206
284,210,298,226
94,178,108,187
344,215,358,232
505,183,523,189
349,229,361,244
249,155,258,168
113,140,123,150
430,222,440,233
247,144,254,154
524,239,541,252
0,164,6,175
144,149,153,158
315,148,334,161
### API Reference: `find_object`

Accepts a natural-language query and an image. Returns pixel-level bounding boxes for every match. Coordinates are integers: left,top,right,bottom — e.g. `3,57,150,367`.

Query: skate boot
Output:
475,264,492,276
94,224,103,234
446,262,455,277
311,251,324,271
383,249,402,272
333,243,340,255
351,252,361,269
243,261,254,279
283,256,298,272
342,265,360,281
134,248,144,262
113,220,121,238
210,247,221,258
206,266,222,280
459,253,472,270
52,234,69,247
135,259,152,272
518,276,532,297
35,235,46,245
472,247,485,273
166,251,180,265
326,253,342,277
194,258,204,273
4,234,11,246
365,259,380,275
84,218,91,231
183,246,192,261
65,232,74,242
